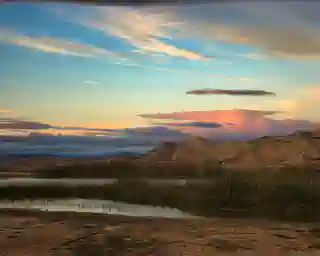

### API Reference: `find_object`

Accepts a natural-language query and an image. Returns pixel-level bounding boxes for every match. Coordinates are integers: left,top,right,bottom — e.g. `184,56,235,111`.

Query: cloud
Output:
0,109,12,113
0,119,52,130
140,39,209,60
119,62,230,78
76,7,209,61
240,52,266,60
237,77,253,82
56,3,320,61
0,115,122,133
139,109,279,121
186,89,276,96
0,116,183,140
0,109,13,117
53,125,121,133
138,109,316,138
123,126,187,137
0,28,119,58
272,85,320,121
210,24,320,59
171,4,320,60
152,121,225,128
83,80,101,84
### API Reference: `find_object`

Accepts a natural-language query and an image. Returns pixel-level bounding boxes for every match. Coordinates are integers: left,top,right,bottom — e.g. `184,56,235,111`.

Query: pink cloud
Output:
139,109,316,138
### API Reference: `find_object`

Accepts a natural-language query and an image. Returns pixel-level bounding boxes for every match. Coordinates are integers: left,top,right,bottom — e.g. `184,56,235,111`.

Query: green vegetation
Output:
35,162,224,179
34,161,320,180
1,170,320,222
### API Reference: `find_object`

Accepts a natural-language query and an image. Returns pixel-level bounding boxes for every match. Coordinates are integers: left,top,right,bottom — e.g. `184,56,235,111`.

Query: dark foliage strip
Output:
1,178,320,222
35,162,320,180
36,162,225,179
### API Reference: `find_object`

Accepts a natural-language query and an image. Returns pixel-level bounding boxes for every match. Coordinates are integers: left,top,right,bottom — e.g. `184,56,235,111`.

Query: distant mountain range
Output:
0,127,188,159
140,130,320,170
1,129,320,171
0,126,189,145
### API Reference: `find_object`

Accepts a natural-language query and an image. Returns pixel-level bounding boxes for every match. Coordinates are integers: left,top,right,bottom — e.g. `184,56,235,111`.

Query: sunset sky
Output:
1,2,319,139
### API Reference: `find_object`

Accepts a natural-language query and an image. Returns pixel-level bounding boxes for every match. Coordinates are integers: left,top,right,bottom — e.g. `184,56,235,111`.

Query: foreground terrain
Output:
1,131,320,255
1,210,320,256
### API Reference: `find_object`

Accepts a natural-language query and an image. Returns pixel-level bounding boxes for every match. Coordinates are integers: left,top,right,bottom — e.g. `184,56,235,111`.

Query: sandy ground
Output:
0,210,320,256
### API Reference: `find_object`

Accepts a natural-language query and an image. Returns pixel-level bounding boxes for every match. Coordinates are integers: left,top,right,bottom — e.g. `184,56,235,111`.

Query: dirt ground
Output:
1,210,320,256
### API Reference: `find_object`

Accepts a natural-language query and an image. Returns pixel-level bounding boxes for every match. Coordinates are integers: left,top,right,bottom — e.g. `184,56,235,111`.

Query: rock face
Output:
142,131,320,170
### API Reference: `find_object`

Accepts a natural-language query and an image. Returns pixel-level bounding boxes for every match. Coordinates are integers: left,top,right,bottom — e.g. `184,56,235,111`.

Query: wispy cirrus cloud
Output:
119,62,230,78
83,80,101,84
186,89,276,97
240,52,267,60
54,3,320,60
0,28,120,58
74,7,210,61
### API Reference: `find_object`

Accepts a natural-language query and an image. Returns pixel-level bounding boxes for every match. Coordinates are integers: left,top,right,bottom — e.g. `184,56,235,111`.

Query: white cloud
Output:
83,80,101,85
60,3,320,61
118,62,234,79
241,52,267,60
0,28,119,58
79,7,209,61
262,85,320,121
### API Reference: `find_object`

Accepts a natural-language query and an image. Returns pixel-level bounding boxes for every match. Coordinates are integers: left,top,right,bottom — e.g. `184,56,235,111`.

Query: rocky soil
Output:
1,210,320,255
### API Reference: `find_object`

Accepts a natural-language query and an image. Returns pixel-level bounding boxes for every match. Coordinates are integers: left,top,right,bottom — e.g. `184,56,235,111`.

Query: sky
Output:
0,1,320,140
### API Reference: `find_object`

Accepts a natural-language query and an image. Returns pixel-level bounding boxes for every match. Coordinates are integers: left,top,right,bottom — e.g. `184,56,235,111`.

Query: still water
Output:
0,178,212,187
0,198,194,219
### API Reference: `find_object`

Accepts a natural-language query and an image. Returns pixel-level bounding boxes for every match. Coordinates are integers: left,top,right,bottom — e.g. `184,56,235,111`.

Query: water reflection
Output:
0,198,193,219
0,178,117,186
0,178,212,187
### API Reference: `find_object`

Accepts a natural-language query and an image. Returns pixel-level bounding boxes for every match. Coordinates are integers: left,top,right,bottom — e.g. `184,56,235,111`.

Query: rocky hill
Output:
140,130,320,170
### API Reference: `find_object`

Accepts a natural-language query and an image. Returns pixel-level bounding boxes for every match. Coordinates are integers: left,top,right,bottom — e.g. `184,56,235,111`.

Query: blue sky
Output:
0,2,319,138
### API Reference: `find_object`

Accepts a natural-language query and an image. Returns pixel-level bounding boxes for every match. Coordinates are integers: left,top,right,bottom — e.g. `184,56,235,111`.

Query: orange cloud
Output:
0,109,12,113
73,121,135,130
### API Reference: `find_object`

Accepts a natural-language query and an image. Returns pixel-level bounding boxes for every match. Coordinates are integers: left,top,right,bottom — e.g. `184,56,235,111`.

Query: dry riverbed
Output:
1,210,320,255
